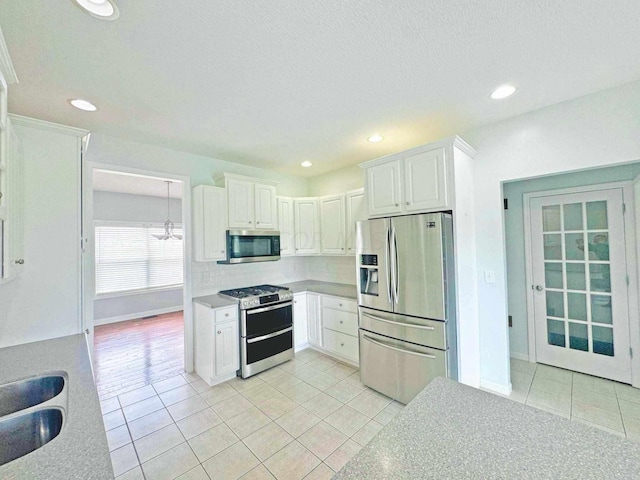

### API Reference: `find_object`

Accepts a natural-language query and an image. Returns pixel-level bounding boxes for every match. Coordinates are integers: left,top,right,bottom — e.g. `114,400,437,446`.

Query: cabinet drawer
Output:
321,296,357,313
321,308,358,337
323,328,358,361
215,306,238,324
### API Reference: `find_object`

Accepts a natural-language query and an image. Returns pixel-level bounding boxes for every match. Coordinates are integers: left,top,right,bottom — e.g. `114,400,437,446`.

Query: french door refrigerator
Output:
356,212,457,404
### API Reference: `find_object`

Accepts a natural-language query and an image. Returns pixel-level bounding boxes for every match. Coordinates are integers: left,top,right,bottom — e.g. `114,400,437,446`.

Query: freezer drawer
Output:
359,329,446,404
359,307,446,350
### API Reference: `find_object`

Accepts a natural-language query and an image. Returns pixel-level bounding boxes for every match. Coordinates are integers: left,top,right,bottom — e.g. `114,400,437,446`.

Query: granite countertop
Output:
192,293,238,309
335,377,640,480
281,280,357,299
0,335,113,480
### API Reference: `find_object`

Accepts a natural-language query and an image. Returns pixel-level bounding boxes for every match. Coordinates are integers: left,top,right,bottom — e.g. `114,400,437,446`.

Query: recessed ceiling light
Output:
69,99,98,112
73,0,120,20
367,134,384,143
301,161,313,168
490,84,517,100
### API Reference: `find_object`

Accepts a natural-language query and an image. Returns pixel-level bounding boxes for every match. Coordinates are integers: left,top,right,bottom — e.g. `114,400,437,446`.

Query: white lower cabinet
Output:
194,302,240,386
293,292,309,350
306,293,321,346
320,296,359,364
293,291,359,366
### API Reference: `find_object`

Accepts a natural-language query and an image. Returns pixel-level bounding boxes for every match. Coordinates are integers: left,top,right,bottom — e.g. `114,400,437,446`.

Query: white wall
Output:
93,190,184,324
87,134,309,197
503,162,640,359
0,122,84,348
307,165,363,197
93,191,182,223
462,80,640,390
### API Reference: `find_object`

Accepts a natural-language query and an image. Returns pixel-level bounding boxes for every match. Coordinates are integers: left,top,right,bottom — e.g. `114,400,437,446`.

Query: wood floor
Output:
94,311,184,401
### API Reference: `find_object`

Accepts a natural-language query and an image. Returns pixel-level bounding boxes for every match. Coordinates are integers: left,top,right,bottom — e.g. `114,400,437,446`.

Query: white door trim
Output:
523,181,639,387
82,162,195,372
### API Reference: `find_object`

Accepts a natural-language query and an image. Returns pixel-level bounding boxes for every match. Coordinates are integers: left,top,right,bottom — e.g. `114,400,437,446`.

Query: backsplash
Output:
191,255,356,296
305,256,356,285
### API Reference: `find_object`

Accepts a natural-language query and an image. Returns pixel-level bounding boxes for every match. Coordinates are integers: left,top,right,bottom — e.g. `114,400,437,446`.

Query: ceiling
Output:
2,1,640,177
93,169,182,198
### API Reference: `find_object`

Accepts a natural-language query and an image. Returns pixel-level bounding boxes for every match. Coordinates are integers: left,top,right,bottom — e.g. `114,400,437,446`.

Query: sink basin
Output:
0,408,64,466
0,375,65,417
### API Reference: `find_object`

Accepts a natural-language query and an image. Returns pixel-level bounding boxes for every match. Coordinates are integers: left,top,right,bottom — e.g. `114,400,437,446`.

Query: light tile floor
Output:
502,358,640,440
102,349,404,480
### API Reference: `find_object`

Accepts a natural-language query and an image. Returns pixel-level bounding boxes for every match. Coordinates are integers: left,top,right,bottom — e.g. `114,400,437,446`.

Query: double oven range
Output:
219,285,294,378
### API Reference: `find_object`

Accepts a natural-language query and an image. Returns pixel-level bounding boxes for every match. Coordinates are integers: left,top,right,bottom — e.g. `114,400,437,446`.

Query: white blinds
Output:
95,223,183,295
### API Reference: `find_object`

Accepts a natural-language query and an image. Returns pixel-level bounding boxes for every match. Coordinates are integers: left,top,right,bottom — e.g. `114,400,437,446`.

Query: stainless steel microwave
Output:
217,230,281,264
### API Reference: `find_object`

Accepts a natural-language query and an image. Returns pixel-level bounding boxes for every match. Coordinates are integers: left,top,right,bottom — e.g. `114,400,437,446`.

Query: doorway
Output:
525,186,632,383
82,164,193,401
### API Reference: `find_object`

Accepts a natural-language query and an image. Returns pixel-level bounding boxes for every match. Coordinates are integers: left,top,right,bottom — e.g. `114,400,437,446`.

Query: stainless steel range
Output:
219,284,294,378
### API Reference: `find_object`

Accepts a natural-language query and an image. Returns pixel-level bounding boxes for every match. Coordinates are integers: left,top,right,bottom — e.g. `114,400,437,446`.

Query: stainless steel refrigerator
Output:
356,212,457,404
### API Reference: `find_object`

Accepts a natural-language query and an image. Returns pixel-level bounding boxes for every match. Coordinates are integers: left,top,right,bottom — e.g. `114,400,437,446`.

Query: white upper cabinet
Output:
365,159,402,216
254,183,277,229
277,196,295,256
404,148,447,212
361,138,475,218
227,178,254,229
294,198,320,255
345,188,366,255
215,173,278,230
320,194,346,255
193,185,227,262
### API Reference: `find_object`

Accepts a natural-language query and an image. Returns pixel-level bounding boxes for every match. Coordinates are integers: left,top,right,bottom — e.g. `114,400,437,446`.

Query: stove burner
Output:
219,284,289,299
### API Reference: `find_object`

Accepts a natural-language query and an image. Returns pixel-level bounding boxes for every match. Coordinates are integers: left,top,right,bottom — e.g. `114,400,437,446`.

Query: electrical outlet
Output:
200,271,210,283
484,270,496,284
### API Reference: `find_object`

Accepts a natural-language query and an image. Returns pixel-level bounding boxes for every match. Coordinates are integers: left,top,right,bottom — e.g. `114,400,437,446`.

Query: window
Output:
95,222,183,295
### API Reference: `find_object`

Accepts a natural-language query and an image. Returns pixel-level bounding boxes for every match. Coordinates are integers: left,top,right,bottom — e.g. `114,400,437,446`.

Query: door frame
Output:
523,181,640,387
81,161,195,372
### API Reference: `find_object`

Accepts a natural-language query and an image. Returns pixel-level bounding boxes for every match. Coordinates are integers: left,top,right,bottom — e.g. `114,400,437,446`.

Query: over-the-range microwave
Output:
217,230,281,264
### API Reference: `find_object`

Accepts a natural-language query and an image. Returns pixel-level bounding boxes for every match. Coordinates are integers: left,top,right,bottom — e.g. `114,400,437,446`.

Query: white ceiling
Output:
93,170,182,198
2,1,640,177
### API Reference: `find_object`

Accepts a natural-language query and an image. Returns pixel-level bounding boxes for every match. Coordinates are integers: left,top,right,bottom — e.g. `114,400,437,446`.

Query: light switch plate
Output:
484,270,496,284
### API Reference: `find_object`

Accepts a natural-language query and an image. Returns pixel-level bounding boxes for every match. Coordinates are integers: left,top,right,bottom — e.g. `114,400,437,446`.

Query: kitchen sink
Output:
0,408,64,466
0,374,66,417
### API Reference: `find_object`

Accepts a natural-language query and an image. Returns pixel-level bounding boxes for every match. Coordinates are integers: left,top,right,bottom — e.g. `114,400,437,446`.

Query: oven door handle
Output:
246,302,292,315
247,326,293,344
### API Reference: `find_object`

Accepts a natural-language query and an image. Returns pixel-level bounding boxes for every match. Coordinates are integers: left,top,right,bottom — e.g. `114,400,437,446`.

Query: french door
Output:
529,188,632,383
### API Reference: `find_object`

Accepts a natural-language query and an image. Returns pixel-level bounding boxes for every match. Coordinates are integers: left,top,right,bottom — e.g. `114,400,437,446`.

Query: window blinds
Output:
95,223,183,295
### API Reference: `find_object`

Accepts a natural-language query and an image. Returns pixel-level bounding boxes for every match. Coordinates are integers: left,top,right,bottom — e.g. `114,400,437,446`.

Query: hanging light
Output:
153,181,182,240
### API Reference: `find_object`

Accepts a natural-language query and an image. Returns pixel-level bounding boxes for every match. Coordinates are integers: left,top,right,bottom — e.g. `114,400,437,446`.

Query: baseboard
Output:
510,352,530,362
480,379,512,396
94,306,183,326
295,342,310,352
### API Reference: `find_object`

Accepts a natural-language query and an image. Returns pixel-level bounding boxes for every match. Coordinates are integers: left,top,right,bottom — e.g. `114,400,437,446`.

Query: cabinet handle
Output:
225,313,229,317
221,250,225,254
340,343,345,347
14,259,24,265
249,221,252,224
395,203,399,207
257,221,260,224
217,331,221,334
406,202,410,205
339,303,343,307
339,320,343,324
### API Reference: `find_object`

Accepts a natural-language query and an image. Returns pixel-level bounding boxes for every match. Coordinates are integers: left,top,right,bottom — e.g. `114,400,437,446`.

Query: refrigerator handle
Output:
385,225,392,304
392,225,399,304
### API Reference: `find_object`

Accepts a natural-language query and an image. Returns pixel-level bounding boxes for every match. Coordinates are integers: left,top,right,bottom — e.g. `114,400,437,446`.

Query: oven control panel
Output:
238,290,292,309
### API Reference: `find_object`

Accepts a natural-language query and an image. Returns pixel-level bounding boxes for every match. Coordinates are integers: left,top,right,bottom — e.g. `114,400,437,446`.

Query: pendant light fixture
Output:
153,181,182,240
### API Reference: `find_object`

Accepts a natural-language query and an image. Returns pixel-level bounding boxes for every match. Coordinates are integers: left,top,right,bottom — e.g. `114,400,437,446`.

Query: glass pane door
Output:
530,188,631,383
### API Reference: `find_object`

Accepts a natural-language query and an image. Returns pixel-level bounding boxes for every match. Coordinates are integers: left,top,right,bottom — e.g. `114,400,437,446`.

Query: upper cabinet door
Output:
193,185,227,262
294,198,320,255
346,188,366,255
320,194,346,255
366,159,402,217
404,147,448,212
227,178,255,229
277,196,295,256
254,183,277,230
